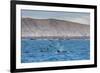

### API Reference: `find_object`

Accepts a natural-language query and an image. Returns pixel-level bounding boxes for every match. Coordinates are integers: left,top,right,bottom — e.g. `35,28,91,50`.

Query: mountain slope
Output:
21,18,90,38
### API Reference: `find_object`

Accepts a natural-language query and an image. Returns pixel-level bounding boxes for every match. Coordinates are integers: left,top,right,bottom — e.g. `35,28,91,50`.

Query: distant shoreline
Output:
21,36,90,40
22,18,90,40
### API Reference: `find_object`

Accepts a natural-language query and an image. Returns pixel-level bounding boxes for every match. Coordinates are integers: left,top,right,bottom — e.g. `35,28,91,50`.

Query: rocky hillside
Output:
21,18,90,39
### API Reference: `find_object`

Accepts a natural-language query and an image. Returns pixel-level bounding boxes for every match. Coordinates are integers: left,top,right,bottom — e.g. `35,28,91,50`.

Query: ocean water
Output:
21,39,90,63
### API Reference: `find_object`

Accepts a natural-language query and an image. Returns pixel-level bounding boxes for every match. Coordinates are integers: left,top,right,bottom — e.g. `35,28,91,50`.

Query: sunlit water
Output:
21,39,90,63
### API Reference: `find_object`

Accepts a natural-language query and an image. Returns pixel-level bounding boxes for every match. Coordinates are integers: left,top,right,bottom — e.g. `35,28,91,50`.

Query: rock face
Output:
21,18,90,38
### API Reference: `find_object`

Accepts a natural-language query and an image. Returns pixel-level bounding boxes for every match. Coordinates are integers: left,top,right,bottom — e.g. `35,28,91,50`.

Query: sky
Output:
21,10,90,25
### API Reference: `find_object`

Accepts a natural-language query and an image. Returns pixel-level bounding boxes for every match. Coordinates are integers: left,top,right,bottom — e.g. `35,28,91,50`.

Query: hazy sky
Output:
21,10,90,25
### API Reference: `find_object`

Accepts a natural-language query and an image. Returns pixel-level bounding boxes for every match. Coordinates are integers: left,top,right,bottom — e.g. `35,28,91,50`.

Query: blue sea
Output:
21,39,90,63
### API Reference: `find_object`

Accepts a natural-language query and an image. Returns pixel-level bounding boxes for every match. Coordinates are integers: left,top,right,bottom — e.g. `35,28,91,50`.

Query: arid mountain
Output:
21,18,90,39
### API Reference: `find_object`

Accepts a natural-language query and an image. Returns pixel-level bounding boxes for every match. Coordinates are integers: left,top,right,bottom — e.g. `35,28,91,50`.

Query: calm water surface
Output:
21,39,90,63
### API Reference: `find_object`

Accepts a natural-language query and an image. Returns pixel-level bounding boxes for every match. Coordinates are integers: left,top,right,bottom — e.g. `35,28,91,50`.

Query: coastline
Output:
21,36,90,40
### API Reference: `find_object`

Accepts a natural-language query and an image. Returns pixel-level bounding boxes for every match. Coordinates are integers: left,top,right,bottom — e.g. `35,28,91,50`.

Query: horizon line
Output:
21,17,89,25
